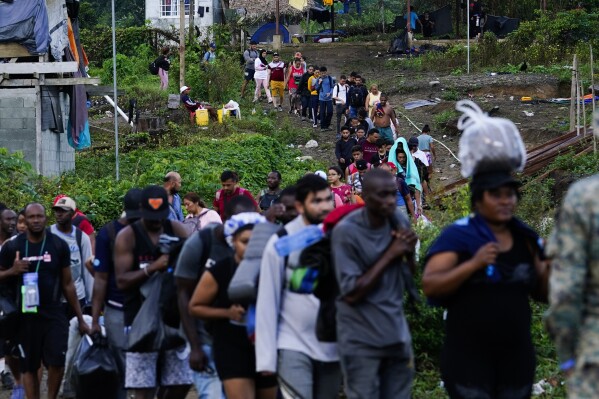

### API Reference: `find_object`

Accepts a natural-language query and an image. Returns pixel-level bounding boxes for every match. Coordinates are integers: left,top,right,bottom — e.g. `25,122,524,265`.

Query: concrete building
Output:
145,0,222,31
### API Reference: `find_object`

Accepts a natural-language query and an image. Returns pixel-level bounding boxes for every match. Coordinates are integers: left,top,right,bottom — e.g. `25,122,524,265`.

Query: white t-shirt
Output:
50,225,93,302
412,149,430,166
333,83,349,105
254,58,269,80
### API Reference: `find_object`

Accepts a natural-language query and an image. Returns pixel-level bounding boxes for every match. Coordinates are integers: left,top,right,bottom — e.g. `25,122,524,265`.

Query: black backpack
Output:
148,58,159,75
349,86,365,107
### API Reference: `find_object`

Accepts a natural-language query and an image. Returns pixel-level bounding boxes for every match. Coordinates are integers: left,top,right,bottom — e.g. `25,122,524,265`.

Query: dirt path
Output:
276,42,570,188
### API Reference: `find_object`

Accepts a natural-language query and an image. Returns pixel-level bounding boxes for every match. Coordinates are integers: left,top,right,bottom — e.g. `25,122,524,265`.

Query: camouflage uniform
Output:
545,174,599,398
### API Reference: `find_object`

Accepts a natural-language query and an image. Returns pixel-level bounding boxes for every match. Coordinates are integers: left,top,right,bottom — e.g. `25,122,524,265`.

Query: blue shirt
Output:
168,193,184,221
405,11,419,29
313,75,334,102
94,220,127,308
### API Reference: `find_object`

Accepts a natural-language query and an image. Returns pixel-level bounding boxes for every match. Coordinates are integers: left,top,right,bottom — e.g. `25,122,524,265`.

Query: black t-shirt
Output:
445,229,536,348
0,231,70,312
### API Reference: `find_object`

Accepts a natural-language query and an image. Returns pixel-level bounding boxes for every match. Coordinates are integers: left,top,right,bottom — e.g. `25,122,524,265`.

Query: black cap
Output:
250,40,257,45
140,185,169,221
470,168,520,192
356,159,369,171
408,136,420,147
273,52,279,56
123,188,142,220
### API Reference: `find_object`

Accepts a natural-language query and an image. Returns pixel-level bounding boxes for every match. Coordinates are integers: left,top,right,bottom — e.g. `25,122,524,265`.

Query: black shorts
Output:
244,68,255,81
18,310,68,373
213,326,275,389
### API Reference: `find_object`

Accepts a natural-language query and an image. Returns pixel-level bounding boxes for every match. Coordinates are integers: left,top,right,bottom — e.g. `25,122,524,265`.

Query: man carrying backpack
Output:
90,188,142,399
313,66,335,132
347,75,368,118
175,196,260,398
256,174,341,399
332,168,416,399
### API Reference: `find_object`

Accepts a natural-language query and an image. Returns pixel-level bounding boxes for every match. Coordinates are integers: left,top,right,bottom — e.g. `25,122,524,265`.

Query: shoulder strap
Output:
75,227,84,267
106,221,117,255
276,228,289,269
198,226,214,270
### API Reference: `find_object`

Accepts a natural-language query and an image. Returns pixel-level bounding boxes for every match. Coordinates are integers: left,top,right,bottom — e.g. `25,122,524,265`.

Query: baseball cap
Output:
356,159,369,171
408,137,420,147
470,167,520,193
180,85,190,94
140,185,169,221
273,52,279,56
52,196,76,212
386,162,398,170
123,188,142,220
250,40,258,45
209,42,216,49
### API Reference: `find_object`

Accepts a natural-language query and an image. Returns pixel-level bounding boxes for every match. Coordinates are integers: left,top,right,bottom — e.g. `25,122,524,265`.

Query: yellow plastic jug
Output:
217,108,230,124
195,109,209,126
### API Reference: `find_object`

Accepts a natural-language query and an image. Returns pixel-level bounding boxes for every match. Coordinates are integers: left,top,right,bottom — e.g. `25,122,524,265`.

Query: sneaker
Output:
312,123,318,128
324,127,333,131
10,385,24,399
278,106,283,112
1,371,14,390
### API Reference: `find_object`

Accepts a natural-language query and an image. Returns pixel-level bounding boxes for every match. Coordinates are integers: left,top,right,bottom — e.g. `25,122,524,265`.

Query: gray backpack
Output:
227,222,284,303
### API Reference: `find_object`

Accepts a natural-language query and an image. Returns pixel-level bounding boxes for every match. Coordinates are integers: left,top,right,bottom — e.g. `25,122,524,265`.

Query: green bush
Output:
81,26,153,67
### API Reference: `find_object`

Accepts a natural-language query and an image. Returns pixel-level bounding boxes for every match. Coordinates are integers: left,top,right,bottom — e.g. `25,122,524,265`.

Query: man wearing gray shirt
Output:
241,40,259,98
332,168,417,399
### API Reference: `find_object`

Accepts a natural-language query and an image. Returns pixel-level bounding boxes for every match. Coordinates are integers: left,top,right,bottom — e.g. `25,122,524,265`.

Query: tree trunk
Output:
189,0,195,44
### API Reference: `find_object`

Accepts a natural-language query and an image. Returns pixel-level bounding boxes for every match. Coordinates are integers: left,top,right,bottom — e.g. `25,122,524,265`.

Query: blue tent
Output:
250,23,290,44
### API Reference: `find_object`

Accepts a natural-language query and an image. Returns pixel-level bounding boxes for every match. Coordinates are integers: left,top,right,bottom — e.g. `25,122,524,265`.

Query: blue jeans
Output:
192,345,223,399
319,100,334,129
340,353,414,399
277,349,341,399
349,105,359,118
301,95,310,117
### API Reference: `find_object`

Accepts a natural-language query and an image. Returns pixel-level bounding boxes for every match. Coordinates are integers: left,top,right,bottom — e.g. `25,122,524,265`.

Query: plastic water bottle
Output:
486,265,501,282
275,225,324,257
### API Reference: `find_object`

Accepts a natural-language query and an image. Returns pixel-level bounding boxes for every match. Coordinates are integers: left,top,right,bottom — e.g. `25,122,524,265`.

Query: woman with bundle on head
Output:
422,101,550,399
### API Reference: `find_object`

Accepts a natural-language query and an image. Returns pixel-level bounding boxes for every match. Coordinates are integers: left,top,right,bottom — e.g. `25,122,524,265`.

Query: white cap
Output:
180,85,190,94
52,196,77,212
314,170,327,180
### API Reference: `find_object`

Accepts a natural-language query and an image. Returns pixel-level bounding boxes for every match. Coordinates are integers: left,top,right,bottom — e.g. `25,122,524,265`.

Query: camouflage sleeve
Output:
545,184,591,364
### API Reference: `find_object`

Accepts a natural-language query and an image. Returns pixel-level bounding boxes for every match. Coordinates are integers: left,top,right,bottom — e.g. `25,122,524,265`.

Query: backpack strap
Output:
75,227,84,272
276,228,289,269
106,221,117,255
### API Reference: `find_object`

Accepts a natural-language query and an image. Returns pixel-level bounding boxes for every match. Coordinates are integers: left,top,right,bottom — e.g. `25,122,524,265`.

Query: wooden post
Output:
570,54,578,132
189,0,195,44
331,3,335,43
276,0,280,35
179,0,185,88
380,0,385,34
576,67,581,136
581,78,587,135
591,45,597,153
406,0,412,49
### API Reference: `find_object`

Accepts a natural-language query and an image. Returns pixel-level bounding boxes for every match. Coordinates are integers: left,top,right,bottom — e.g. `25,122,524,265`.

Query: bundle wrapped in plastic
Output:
456,100,526,178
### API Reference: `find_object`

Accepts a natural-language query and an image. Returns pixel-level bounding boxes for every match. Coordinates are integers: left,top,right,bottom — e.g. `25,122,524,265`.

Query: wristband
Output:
559,359,575,371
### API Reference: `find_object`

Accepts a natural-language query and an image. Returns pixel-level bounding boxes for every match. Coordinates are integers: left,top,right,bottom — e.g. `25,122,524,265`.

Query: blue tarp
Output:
250,23,290,44
0,0,50,55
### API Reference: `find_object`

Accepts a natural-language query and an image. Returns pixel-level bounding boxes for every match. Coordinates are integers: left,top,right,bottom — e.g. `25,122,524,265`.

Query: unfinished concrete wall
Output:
0,88,74,177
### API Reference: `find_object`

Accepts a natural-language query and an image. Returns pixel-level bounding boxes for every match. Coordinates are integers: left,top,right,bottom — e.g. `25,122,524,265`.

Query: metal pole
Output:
179,0,185,87
467,0,470,74
111,0,119,181
276,0,280,35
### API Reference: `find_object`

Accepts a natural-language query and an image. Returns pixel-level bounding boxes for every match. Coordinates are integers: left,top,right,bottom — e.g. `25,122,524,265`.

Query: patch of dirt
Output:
277,42,571,188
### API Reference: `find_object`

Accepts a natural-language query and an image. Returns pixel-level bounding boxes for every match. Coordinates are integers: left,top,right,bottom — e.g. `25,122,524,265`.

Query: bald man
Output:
163,172,184,221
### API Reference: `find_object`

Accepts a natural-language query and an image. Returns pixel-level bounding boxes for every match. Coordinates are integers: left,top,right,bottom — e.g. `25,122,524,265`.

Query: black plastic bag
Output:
127,273,184,352
127,274,164,352
71,334,120,399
